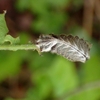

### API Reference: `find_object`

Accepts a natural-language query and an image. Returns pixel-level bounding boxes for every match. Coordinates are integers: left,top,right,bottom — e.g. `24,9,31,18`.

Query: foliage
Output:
0,11,8,43
16,0,69,34
0,0,100,100
0,12,20,45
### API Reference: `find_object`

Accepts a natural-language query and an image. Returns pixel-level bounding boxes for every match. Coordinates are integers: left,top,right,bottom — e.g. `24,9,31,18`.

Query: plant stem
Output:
58,81,100,100
0,44,38,51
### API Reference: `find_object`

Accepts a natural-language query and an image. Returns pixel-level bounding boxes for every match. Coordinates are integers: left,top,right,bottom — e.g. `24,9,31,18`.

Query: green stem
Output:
0,44,38,51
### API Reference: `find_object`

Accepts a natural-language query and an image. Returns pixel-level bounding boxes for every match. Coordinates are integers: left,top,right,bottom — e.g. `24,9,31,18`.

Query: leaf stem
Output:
0,44,38,51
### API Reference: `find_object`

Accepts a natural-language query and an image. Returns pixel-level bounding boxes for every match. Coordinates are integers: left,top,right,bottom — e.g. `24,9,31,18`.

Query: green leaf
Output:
82,54,100,83
0,51,23,82
68,88,100,100
3,35,20,44
33,12,67,34
48,57,79,97
48,0,70,7
27,56,79,100
0,11,8,43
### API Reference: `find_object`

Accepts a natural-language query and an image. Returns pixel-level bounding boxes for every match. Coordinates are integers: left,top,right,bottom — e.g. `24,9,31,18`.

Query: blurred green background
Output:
0,0,100,100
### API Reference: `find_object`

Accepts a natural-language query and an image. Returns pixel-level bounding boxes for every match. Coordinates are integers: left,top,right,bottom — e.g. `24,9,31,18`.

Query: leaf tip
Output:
3,10,7,15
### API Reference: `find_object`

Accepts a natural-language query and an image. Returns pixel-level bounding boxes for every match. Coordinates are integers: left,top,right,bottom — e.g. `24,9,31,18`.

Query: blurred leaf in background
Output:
16,0,69,34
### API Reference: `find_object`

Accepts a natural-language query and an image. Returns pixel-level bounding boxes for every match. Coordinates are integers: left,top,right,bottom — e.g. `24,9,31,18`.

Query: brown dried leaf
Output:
36,34,91,63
